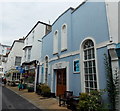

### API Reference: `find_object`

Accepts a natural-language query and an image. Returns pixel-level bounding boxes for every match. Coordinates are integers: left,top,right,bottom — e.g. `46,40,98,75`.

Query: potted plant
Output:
41,84,51,97
27,87,34,92
36,83,42,95
77,90,106,111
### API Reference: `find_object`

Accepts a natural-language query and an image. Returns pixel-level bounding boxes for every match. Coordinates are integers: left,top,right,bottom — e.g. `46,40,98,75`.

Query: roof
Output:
7,38,24,56
42,1,87,40
52,7,74,26
0,43,11,48
10,39,24,50
25,21,51,39
72,0,87,14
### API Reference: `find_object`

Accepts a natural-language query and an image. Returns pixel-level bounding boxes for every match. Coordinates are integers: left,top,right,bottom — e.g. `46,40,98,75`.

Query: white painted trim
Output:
61,23,68,51
94,41,100,90
49,50,80,62
53,30,59,54
44,55,49,84
96,40,109,49
49,41,112,63
80,37,100,93
51,61,69,95
105,2,113,42
107,43,116,49
34,67,37,92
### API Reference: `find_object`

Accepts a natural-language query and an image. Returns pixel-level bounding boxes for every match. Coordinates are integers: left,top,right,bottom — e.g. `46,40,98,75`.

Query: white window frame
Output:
61,24,67,52
53,30,58,54
15,56,22,66
28,48,31,61
24,49,27,60
83,40,97,93
80,37,99,93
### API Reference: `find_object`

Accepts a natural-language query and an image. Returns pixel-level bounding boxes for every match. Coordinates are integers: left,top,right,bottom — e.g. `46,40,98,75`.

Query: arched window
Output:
61,24,67,51
53,31,58,54
45,56,48,84
83,40,97,93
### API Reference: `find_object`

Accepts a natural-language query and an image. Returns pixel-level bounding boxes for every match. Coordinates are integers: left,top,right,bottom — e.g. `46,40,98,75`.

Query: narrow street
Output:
2,86,41,111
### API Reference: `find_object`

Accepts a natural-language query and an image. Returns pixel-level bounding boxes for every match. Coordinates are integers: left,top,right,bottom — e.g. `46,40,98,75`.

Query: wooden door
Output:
56,68,66,96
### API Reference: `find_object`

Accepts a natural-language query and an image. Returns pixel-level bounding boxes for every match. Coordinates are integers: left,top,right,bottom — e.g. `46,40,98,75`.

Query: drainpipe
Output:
105,1,113,42
34,61,40,92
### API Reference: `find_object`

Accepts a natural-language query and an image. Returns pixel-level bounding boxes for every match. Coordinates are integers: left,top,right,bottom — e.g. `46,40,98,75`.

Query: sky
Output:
0,0,85,46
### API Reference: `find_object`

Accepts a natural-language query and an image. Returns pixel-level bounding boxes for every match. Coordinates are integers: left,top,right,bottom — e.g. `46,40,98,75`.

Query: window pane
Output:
85,75,88,80
84,62,87,67
93,60,95,66
93,67,96,73
90,82,93,88
91,48,94,58
15,56,22,66
94,74,97,81
89,68,92,73
84,51,87,60
88,61,92,68
88,49,92,59
89,75,93,80
85,81,89,87
94,82,97,88
84,68,88,74
85,88,89,93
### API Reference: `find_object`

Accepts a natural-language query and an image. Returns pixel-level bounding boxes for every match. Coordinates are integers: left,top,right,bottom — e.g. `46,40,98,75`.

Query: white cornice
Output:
43,41,115,63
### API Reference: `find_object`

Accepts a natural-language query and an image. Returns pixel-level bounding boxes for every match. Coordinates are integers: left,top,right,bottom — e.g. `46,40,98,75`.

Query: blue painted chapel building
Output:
38,0,120,105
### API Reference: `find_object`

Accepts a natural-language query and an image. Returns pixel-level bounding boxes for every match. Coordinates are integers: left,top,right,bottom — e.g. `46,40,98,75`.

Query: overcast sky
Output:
0,1,85,46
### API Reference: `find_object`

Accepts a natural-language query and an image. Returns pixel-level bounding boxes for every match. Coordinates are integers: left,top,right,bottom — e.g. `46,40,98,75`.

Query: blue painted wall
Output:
71,1,109,51
41,1,109,97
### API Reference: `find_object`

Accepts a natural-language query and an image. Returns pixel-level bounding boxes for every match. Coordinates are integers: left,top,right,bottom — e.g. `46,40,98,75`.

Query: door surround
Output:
51,61,69,94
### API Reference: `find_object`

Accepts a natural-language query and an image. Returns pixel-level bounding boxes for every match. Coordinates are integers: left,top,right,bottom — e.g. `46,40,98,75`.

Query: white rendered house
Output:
6,38,24,82
21,21,51,91
0,43,10,78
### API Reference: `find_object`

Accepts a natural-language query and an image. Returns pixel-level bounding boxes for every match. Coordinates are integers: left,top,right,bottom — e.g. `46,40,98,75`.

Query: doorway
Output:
56,68,66,96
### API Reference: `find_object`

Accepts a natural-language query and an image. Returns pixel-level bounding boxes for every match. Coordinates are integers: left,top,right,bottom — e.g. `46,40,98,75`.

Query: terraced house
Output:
0,43,11,78
2,0,119,110
38,0,120,109
21,21,51,91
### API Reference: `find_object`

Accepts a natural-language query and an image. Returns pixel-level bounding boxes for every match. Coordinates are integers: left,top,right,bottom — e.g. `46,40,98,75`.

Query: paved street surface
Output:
2,86,41,111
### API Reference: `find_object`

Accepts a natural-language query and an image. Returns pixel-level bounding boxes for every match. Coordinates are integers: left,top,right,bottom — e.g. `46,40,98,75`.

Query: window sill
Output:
53,52,58,55
73,72,80,74
61,48,67,52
